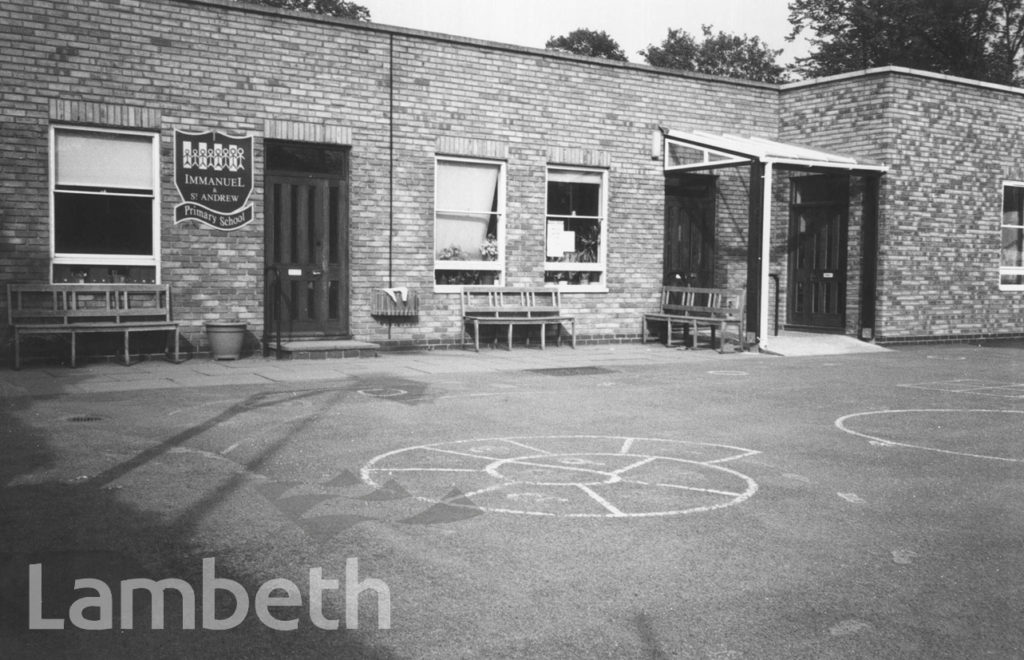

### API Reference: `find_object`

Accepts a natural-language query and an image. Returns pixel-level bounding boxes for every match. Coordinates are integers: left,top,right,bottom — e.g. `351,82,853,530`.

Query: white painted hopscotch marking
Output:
577,484,626,516
361,435,760,518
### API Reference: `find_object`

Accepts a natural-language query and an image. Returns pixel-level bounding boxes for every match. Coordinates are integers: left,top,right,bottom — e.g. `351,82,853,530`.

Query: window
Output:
545,167,607,288
1002,183,1024,290
51,127,159,283
434,158,505,289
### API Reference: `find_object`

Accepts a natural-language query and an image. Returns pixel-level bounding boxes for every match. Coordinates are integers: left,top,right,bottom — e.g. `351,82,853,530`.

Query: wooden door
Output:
265,157,349,337
788,178,848,329
664,174,716,286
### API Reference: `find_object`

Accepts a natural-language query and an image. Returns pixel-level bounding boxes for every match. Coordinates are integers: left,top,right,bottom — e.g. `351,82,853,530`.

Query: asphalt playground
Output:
1,338,1022,659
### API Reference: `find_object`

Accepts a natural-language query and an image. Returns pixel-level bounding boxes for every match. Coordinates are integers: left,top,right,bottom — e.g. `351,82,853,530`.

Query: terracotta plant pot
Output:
205,321,247,360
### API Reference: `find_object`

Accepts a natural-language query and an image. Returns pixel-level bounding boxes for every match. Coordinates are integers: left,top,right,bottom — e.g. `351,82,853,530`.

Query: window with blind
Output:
51,127,159,283
544,167,607,288
434,157,505,289
1002,183,1024,290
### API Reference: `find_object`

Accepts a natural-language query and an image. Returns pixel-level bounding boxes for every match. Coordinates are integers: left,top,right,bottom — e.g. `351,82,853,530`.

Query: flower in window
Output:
438,245,465,261
480,234,498,261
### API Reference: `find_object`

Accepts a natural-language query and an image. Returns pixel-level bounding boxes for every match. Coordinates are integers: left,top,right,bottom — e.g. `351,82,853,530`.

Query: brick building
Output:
2,0,1022,363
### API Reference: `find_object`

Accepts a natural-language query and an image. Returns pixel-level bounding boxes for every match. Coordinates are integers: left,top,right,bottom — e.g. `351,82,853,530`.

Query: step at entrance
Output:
266,339,380,360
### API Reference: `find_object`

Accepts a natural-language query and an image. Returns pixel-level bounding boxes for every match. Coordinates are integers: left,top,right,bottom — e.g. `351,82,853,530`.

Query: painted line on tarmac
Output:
835,409,1024,463
577,484,626,516
898,379,1024,399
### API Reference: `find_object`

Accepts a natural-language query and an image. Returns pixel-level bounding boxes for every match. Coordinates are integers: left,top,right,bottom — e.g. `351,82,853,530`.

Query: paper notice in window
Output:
546,224,576,258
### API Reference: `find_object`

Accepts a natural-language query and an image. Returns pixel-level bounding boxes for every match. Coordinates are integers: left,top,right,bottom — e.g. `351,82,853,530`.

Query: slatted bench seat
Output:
7,284,181,369
460,286,576,351
641,286,746,353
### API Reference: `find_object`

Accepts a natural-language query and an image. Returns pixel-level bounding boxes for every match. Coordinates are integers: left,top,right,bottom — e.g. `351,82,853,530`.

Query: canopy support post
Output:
758,162,773,350
859,173,881,340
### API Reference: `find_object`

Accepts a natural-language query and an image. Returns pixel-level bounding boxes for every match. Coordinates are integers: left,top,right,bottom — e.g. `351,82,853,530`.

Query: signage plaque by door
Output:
173,130,254,231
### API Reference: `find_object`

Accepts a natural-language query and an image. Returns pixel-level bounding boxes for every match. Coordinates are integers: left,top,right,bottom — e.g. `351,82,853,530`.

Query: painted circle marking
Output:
358,388,408,398
361,435,760,518
835,409,1024,463
485,453,625,486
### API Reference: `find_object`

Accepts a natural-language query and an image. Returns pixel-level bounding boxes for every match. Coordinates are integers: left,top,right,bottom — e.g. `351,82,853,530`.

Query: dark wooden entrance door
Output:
265,143,350,338
788,177,849,329
664,173,715,286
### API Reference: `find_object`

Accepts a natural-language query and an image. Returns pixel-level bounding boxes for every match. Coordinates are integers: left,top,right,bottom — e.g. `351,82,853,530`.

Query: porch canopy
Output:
660,128,887,350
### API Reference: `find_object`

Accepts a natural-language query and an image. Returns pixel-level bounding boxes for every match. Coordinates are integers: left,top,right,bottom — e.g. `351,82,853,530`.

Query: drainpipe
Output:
769,273,780,336
387,34,395,340
388,34,395,288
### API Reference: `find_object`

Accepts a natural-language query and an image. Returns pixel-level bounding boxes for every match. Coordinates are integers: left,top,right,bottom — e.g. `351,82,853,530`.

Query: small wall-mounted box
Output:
372,288,419,317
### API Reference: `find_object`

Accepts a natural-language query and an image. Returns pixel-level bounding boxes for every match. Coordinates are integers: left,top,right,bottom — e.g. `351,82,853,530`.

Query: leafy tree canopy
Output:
545,28,629,62
787,0,1024,85
240,0,371,21
640,25,787,83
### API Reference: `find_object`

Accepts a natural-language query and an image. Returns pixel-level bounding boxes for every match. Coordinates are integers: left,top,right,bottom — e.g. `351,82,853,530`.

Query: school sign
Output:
174,130,254,231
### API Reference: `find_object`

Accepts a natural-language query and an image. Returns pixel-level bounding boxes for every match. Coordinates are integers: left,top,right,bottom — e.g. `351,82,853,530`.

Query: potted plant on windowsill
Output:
205,317,247,360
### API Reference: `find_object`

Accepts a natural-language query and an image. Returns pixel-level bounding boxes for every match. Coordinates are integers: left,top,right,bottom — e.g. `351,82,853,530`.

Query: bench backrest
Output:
7,284,172,325
660,286,745,320
460,286,562,316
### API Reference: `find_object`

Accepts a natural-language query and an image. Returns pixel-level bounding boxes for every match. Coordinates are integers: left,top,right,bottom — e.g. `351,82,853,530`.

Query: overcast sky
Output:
357,0,810,64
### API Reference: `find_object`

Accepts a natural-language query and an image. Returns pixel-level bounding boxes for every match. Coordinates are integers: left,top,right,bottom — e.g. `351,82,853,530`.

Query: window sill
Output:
545,283,608,294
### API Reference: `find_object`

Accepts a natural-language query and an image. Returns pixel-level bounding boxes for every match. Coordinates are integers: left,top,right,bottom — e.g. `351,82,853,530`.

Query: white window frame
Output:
544,166,608,292
433,156,506,293
50,125,161,283
1001,181,1024,291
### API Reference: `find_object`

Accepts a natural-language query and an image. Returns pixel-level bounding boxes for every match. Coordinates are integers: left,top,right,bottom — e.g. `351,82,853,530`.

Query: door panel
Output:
789,206,847,329
266,174,349,337
665,174,715,287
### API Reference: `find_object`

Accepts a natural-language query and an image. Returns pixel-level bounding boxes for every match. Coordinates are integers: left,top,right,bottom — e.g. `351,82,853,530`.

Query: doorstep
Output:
266,339,380,360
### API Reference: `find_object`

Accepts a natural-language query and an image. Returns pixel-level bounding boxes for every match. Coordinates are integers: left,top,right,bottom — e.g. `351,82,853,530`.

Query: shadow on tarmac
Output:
0,389,403,659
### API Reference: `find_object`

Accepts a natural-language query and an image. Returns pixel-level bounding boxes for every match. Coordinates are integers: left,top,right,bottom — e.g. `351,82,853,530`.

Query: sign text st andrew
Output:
174,130,254,231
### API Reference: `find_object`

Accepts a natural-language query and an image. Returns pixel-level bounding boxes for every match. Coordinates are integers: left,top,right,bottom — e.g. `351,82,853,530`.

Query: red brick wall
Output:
0,0,778,354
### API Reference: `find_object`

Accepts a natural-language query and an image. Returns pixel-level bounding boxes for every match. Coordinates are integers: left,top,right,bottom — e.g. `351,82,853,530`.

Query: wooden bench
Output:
7,284,181,369
460,286,576,351
641,286,746,353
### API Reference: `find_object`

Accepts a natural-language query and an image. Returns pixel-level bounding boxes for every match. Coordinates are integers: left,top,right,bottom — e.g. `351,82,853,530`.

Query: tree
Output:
640,25,787,83
787,0,1024,85
545,28,629,62
240,0,371,21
